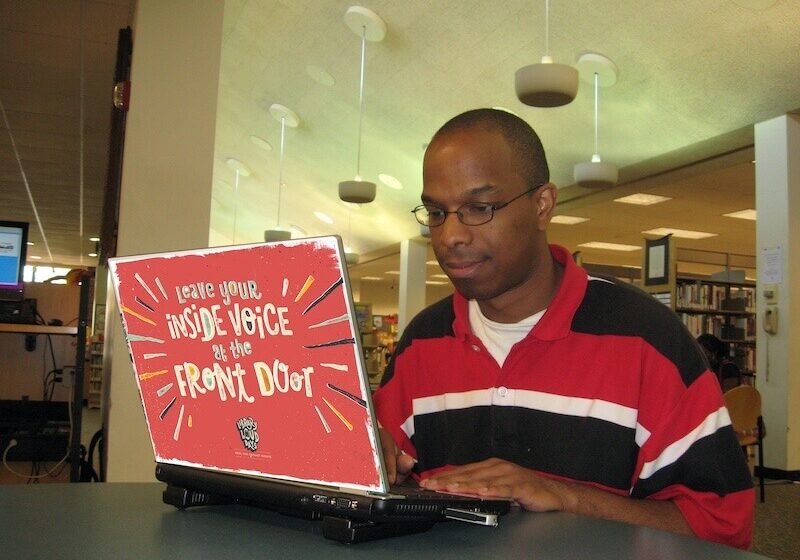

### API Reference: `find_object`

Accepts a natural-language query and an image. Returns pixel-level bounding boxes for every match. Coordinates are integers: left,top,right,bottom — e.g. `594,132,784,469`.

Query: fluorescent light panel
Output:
723,209,756,221
360,276,382,281
551,215,589,225
614,193,672,206
643,227,717,239
578,242,641,252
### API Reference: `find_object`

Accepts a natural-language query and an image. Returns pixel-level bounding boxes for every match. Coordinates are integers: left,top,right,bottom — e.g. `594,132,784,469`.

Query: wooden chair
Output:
723,385,765,502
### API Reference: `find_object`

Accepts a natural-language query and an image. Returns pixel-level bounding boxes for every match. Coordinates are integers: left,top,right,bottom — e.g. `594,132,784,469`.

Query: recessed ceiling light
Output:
360,276,383,281
723,209,757,221
88,252,98,257
426,260,439,265
426,280,448,285
614,193,671,206
250,135,272,151
578,242,641,252
26,241,34,246
642,227,717,239
225,157,251,176
89,236,100,242
306,64,336,86
313,211,333,224
551,215,589,225
385,270,400,275
30,255,42,260
378,173,403,190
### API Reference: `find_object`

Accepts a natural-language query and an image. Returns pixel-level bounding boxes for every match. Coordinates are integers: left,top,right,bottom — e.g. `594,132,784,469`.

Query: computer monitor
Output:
0,220,29,302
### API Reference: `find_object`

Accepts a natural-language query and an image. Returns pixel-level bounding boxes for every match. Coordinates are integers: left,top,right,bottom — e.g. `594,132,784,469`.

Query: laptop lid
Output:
109,236,389,493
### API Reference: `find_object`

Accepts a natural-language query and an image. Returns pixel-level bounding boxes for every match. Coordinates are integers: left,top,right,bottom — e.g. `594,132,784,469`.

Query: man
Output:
372,108,754,549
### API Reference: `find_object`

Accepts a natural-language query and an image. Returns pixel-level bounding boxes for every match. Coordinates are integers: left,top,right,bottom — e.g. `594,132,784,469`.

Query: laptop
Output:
108,235,510,542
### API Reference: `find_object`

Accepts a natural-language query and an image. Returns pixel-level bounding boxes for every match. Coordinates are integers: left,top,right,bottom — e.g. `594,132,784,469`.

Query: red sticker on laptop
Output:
109,237,383,491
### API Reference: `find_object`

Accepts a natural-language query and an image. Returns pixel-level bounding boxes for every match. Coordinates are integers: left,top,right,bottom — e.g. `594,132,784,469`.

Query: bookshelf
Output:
674,278,756,376
642,236,757,378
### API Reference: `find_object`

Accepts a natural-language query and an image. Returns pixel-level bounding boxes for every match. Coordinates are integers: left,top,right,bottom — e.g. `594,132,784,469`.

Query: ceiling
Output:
0,0,133,267
2,1,799,288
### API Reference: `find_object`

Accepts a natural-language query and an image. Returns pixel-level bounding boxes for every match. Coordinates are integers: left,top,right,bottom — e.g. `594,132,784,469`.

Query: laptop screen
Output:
109,236,386,492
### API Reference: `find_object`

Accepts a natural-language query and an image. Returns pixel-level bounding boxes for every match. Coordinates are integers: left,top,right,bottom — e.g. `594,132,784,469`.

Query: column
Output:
105,0,224,481
398,239,427,335
754,114,800,474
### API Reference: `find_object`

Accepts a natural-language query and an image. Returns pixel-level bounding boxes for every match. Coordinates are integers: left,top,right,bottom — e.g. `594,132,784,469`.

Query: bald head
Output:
427,108,550,189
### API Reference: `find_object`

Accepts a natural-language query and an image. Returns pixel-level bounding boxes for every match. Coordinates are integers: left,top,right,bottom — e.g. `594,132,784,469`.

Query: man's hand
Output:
418,458,572,512
378,427,416,485
419,458,692,537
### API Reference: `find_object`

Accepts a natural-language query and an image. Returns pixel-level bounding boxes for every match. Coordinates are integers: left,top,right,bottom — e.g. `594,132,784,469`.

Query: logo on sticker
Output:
236,417,259,451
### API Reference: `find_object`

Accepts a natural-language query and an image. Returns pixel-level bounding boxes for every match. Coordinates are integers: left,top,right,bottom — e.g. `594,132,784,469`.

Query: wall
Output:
104,0,224,482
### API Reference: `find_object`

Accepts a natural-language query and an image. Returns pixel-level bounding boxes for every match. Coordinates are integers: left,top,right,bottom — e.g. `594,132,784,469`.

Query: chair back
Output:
723,385,762,445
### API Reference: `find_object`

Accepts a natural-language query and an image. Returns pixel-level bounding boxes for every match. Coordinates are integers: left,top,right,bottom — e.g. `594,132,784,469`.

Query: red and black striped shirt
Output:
374,244,754,549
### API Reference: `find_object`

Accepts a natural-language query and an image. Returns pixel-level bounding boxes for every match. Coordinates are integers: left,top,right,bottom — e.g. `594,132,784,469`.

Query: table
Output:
0,483,768,559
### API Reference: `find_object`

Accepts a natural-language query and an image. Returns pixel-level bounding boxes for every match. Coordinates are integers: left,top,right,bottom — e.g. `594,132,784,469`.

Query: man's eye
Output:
465,203,493,215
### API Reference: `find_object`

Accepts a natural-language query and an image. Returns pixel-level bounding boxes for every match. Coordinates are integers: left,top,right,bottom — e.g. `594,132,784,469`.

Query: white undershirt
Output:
468,299,546,367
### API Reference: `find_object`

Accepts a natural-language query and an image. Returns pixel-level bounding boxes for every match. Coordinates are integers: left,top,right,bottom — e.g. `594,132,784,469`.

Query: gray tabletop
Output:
0,483,768,559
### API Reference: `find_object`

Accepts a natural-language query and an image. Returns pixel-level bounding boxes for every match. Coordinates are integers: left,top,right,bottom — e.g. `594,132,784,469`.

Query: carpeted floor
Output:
750,481,800,560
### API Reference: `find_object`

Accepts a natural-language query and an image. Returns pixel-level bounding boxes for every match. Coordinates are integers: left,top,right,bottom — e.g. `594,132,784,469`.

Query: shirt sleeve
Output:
632,359,755,549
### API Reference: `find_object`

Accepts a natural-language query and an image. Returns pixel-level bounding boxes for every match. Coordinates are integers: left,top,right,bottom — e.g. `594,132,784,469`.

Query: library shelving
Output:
642,236,756,378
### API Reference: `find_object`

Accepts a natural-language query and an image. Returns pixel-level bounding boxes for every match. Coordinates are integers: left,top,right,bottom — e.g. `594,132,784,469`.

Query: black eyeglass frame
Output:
411,183,546,227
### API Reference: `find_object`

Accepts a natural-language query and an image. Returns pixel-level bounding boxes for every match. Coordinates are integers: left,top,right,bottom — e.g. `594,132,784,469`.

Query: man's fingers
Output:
378,428,398,484
397,452,416,475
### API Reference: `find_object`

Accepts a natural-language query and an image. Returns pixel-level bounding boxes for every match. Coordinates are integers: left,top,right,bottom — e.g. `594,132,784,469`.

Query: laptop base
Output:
162,482,437,543
163,484,236,509
321,516,436,544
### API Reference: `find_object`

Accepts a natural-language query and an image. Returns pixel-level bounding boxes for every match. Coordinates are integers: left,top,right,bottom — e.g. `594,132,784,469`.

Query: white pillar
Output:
754,114,800,473
398,239,427,335
105,0,224,481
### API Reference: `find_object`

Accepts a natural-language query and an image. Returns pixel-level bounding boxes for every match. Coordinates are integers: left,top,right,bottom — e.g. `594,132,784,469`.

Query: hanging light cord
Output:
0,97,54,262
232,169,240,242
276,116,286,226
544,0,550,58
355,26,367,179
79,0,85,264
593,72,600,159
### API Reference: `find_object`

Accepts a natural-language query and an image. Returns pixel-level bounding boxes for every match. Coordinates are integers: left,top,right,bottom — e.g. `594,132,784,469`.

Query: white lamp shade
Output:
515,62,579,107
264,229,292,242
573,161,619,189
339,180,376,203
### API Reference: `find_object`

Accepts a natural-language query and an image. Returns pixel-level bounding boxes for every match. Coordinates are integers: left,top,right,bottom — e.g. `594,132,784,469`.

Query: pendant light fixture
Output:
573,52,618,188
225,157,251,243
515,0,578,107
264,103,300,242
338,6,386,204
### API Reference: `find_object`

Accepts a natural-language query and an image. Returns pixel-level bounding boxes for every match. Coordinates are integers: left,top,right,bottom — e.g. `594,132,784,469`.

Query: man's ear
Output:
536,183,558,229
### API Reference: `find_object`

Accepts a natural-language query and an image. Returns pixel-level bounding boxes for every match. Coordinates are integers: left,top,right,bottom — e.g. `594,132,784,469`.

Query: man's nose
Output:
436,212,472,247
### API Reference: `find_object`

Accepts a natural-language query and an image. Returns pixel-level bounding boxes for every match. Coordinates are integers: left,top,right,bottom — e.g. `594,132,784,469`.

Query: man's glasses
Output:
411,184,545,227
